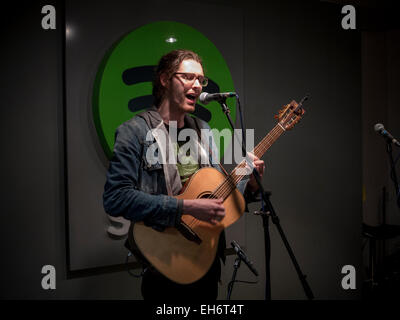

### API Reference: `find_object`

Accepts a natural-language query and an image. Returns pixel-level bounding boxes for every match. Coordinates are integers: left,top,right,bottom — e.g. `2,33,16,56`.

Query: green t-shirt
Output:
164,123,200,184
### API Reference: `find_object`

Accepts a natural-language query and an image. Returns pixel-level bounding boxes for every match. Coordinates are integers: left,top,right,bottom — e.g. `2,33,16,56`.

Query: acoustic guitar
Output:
132,100,305,284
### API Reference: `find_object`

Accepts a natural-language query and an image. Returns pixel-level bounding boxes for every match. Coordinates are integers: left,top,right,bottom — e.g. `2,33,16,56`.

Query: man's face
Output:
164,59,204,113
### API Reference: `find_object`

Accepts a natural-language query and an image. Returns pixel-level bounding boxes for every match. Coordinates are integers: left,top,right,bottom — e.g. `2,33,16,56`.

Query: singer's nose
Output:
192,78,202,89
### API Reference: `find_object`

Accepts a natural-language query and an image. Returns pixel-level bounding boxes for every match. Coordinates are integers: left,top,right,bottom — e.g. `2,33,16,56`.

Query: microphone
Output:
231,240,259,276
374,123,400,147
199,92,237,105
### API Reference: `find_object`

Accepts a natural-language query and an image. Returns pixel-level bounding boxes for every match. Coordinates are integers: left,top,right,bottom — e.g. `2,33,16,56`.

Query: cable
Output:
227,279,259,299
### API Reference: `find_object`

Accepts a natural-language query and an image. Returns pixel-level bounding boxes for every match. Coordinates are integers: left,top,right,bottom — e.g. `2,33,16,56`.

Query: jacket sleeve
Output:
103,121,182,228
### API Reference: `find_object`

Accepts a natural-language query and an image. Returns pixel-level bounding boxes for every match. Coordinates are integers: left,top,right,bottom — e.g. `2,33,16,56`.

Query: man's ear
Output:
160,73,169,88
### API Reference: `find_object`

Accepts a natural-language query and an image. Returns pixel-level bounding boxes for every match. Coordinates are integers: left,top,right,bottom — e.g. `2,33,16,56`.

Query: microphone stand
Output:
227,256,242,300
386,141,400,209
254,196,272,300
227,241,258,300
218,97,314,300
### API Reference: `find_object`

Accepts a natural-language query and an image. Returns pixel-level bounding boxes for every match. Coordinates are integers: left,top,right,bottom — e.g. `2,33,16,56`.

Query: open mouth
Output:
186,94,196,104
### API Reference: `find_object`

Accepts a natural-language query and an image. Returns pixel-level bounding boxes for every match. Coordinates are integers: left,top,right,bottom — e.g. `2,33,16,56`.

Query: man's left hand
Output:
246,153,265,192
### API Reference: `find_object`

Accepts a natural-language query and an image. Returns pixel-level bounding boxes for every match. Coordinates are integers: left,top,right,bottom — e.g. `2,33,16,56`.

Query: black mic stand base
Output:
255,191,314,300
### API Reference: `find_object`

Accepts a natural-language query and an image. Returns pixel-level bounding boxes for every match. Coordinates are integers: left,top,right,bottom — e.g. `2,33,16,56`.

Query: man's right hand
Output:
182,199,225,225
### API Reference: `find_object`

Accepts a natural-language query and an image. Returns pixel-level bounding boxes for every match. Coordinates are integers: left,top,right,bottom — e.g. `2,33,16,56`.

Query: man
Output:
103,49,265,300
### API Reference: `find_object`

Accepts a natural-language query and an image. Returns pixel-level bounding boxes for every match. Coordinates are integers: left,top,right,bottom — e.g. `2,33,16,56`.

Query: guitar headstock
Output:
274,100,306,130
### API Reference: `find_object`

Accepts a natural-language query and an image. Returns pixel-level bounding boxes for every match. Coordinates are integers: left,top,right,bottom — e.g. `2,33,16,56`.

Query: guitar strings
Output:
189,124,283,228
186,124,284,229
213,124,283,198
188,124,283,228
221,126,282,197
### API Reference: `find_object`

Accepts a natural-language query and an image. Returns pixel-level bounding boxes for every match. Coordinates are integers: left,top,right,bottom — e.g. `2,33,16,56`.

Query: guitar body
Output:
133,167,246,284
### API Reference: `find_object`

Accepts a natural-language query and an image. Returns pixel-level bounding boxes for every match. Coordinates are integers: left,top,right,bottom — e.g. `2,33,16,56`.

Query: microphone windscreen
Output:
374,123,384,132
199,92,208,104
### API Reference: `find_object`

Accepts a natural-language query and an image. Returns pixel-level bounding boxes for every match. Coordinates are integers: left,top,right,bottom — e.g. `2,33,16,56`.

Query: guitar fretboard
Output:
212,123,285,200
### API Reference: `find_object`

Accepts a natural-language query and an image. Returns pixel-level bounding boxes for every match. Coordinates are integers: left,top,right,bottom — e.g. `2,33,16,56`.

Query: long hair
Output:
152,49,203,107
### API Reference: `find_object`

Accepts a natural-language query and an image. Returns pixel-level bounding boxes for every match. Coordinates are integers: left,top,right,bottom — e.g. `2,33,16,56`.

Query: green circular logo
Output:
93,21,236,159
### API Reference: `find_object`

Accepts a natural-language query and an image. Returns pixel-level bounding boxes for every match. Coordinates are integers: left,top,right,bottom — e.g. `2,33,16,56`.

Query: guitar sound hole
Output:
198,192,216,199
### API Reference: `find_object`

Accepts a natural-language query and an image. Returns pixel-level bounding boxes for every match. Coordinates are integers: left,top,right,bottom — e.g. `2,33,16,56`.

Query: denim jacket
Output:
103,109,251,232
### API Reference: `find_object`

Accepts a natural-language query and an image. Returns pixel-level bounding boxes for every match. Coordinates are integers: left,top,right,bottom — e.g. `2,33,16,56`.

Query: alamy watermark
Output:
341,265,356,290
41,5,56,30
145,122,256,175
41,265,56,290
341,5,356,30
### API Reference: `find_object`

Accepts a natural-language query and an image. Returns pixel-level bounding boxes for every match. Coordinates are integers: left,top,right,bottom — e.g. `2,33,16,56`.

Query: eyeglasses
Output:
173,72,208,87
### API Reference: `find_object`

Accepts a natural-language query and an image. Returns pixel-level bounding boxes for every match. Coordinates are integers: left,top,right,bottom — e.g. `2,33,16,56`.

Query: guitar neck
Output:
233,122,285,181
254,123,286,159
212,123,286,200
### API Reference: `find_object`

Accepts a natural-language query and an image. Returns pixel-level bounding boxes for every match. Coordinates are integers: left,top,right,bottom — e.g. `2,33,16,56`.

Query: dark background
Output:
0,0,399,300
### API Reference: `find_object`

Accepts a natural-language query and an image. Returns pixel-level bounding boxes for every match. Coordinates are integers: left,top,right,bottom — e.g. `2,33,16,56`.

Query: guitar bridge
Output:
176,221,202,245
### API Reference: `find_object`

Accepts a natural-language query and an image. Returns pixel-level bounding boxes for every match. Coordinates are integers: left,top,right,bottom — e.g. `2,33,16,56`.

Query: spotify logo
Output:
93,21,236,159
